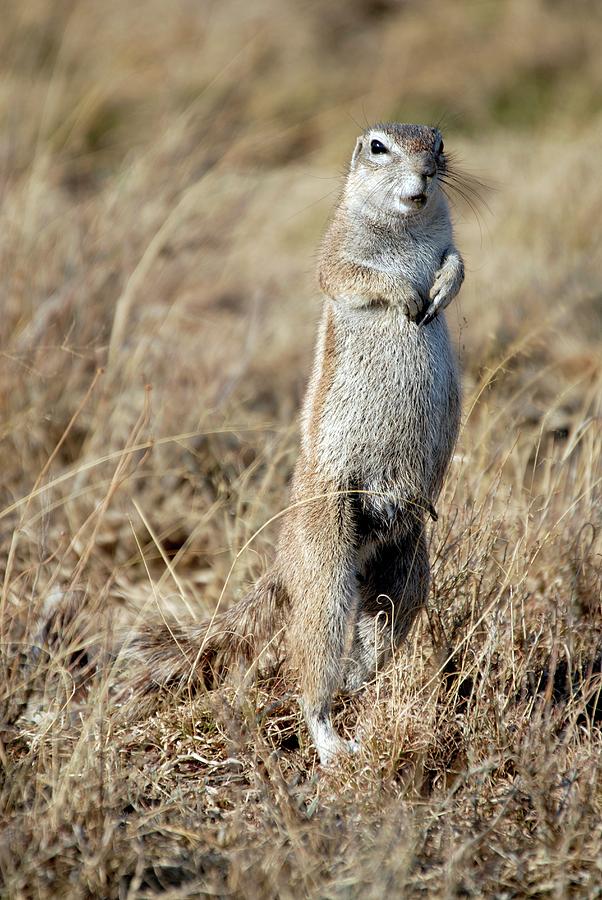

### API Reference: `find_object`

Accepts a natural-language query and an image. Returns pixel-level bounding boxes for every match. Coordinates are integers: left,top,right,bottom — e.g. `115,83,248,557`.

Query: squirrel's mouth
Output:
405,192,427,209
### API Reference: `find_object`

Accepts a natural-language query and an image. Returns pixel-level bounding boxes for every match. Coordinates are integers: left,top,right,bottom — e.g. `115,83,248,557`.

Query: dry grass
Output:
1,1,602,896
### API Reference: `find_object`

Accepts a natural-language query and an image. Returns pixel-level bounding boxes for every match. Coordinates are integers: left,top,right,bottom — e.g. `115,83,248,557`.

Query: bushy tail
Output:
128,574,286,693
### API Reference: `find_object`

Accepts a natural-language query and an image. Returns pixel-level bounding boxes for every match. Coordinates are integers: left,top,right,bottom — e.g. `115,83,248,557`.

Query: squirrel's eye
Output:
437,139,444,154
370,139,388,155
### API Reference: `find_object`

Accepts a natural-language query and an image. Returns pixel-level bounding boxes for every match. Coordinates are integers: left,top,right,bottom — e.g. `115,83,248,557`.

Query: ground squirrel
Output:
133,123,463,765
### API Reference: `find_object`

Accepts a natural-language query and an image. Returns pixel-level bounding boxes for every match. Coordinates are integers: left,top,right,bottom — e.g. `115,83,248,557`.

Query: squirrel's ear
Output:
351,137,363,166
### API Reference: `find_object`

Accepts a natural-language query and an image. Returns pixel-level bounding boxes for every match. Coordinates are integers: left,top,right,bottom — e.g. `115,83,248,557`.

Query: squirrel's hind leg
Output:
280,484,359,765
342,522,430,693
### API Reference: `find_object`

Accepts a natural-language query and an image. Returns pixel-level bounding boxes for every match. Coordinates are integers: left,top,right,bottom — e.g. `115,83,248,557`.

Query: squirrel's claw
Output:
418,300,439,327
416,293,440,325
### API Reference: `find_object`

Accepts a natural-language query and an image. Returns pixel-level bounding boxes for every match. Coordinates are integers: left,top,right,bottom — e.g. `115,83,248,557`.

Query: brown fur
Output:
307,305,336,458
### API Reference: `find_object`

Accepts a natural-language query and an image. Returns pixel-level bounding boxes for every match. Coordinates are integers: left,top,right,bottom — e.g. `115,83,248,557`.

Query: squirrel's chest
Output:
374,233,442,295
407,253,438,297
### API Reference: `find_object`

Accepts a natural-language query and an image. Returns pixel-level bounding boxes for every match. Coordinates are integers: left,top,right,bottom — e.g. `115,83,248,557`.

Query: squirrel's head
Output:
345,123,446,220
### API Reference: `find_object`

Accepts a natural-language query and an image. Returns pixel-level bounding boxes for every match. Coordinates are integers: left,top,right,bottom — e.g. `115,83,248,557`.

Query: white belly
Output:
309,303,459,503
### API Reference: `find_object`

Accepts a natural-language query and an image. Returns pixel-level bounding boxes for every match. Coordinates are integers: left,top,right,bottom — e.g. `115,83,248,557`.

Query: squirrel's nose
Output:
416,162,436,180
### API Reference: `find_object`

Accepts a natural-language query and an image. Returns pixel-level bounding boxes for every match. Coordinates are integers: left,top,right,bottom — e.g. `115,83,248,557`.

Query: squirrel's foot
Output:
304,703,361,766
319,735,360,767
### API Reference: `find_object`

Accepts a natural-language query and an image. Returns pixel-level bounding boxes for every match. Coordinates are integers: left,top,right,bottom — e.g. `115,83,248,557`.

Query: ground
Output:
1,1,602,897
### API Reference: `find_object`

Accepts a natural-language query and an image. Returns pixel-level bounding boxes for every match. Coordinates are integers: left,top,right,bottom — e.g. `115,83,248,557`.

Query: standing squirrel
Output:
133,123,463,765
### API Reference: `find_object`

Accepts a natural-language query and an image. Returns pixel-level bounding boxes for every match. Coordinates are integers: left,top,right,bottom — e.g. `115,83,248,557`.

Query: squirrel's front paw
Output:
420,253,464,326
400,288,425,321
